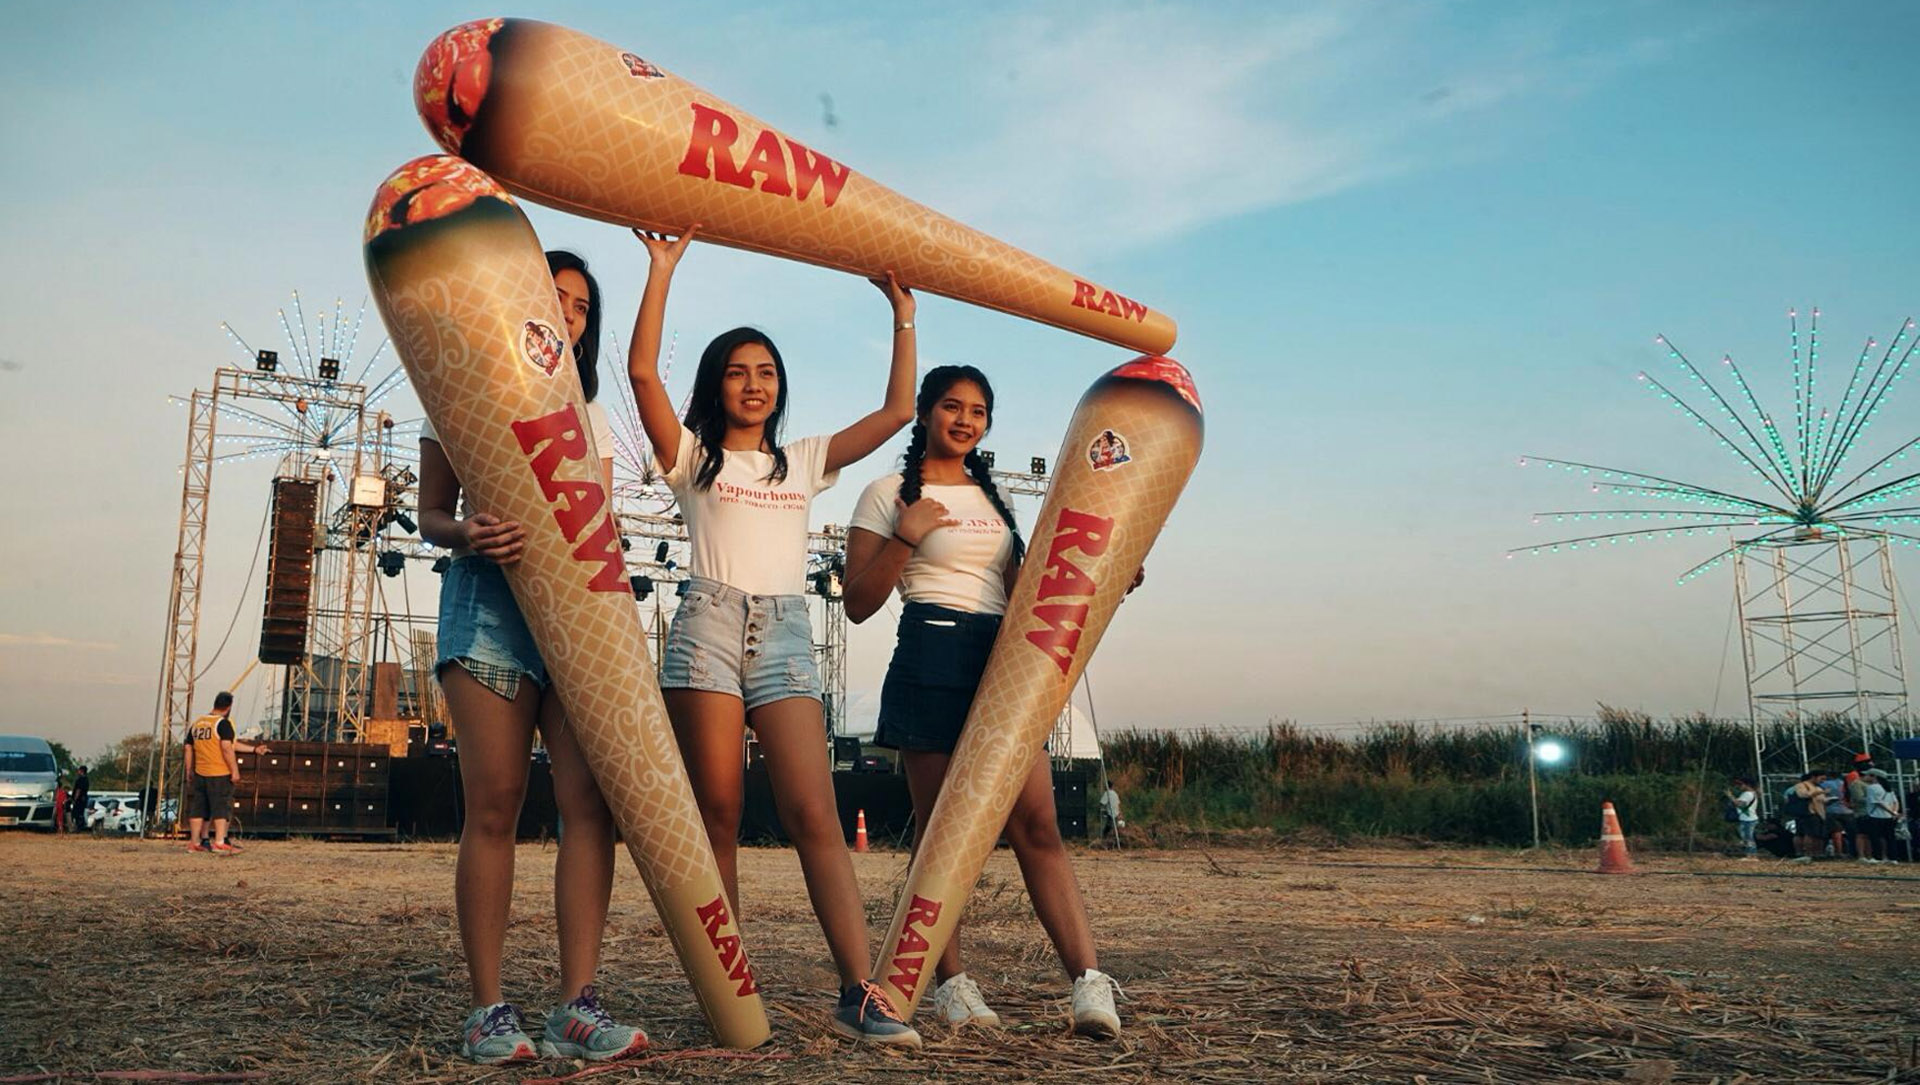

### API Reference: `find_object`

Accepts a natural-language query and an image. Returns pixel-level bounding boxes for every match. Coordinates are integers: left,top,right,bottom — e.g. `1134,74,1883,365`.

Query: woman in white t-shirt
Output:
841,365,1125,1040
627,227,922,1045
418,252,649,1064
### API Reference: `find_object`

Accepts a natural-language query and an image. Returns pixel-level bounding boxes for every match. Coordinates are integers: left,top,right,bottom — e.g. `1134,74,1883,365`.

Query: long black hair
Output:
685,327,790,491
545,250,601,402
899,365,1024,563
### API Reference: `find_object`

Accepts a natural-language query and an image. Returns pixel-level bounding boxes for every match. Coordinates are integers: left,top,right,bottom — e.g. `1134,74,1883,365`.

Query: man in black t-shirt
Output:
67,765,90,833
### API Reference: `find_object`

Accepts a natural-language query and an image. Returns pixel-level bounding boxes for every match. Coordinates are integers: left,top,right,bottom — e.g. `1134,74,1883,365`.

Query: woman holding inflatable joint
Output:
627,224,924,1046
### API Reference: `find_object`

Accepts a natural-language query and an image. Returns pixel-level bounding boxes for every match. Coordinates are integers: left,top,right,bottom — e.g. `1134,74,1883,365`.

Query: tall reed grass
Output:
1099,708,1895,846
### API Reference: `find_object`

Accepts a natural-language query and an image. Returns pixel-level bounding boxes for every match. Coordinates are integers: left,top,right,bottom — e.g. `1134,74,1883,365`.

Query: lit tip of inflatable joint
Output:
1109,355,1202,414
415,17,508,153
364,154,513,244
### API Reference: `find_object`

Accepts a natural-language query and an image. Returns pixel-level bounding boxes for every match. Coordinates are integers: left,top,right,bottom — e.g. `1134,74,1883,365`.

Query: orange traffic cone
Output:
854,808,869,853
1596,801,1635,874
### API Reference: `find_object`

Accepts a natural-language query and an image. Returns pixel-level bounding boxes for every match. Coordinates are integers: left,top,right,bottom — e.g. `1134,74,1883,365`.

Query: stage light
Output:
630,574,654,600
1535,739,1567,765
378,551,406,578
318,357,341,381
655,541,669,563
391,511,417,535
676,579,690,598
1031,456,1047,476
255,350,278,373
979,449,995,469
431,555,451,574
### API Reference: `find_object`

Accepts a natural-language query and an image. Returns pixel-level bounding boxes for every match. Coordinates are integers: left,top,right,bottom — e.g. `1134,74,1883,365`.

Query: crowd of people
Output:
1725,754,1913,863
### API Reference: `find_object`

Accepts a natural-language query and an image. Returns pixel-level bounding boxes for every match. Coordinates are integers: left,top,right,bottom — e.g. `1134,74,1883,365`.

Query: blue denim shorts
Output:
435,556,548,700
874,602,1000,754
660,576,820,711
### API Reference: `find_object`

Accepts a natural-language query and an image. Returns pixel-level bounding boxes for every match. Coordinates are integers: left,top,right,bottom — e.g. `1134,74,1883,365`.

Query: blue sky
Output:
4,2,1920,757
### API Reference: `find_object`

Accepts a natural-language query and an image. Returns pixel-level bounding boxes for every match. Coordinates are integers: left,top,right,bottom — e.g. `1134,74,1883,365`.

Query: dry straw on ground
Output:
3,835,1916,1082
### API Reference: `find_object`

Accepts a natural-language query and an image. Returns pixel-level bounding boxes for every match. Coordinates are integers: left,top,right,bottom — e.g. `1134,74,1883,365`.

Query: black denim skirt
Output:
873,602,1002,753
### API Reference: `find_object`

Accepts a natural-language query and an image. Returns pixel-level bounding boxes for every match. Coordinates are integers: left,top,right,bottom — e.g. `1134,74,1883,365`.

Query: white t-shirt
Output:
849,472,1013,616
421,400,614,561
1732,789,1758,823
1865,782,1898,819
665,424,837,597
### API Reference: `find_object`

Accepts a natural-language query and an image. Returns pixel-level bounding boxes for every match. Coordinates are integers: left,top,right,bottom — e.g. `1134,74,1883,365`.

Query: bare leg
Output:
211,817,230,846
751,696,869,987
666,689,748,912
188,816,205,846
901,749,966,983
540,689,615,1002
1003,755,1098,979
445,666,540,1007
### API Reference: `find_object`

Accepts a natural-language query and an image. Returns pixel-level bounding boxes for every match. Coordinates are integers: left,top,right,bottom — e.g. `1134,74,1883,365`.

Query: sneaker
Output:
1070,968,1124,1039
210,843,240,855
186,842,210,853
932,973,1001,1027
830,980,921,1048
538,985,649,1061
460,1002,537,1064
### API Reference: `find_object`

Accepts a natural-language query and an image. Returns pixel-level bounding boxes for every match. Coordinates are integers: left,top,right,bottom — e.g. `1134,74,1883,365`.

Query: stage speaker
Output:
833,737,862,767
259,478,319,664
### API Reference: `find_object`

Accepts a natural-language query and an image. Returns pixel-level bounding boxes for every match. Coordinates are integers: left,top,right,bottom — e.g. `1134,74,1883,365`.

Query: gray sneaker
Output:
830,980,922,1048
538,984,649,1061
459,1002,537,1064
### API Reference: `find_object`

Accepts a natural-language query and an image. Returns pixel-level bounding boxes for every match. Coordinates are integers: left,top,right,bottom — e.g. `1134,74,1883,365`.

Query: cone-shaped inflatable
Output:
412,18,1175,355
870,357,1203,1018
1596,801,1636,874
854,808,870,854
363,155,769,1049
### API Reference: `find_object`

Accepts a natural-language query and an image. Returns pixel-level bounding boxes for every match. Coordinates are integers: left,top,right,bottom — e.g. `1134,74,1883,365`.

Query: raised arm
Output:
628,226,700,475
825,273,918,474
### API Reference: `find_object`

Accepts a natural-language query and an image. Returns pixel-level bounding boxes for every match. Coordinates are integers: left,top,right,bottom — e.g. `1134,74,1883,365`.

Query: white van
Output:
0,735,60,829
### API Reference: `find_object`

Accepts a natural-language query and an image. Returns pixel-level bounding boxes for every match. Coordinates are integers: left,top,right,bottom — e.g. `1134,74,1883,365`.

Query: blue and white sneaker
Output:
459,1002,537,1064
830,980,921,1048
538,985,649,1061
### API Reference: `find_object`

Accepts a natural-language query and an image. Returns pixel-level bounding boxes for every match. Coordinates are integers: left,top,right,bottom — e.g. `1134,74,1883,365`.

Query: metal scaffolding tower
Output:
146,365,407,825
1735,531,1911,799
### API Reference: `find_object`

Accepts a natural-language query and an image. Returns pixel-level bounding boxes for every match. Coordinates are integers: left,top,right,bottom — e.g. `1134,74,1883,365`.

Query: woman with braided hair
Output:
843,365,1129,1039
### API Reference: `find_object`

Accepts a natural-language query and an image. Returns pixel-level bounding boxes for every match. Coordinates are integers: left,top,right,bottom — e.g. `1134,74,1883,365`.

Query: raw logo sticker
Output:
618,51,664,79
1088,429,1132,472
522,320,566,377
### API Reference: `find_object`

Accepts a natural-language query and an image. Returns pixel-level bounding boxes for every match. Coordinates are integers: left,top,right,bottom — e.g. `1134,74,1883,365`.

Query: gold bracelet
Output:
894,321,915,333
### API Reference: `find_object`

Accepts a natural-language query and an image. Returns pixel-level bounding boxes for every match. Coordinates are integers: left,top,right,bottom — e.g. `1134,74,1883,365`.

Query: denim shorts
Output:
435,556,548,700
874,602,1001,754
660,576,820,711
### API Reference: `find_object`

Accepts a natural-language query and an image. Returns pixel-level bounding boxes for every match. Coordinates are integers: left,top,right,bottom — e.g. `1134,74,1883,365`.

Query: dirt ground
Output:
2,833,1916,1083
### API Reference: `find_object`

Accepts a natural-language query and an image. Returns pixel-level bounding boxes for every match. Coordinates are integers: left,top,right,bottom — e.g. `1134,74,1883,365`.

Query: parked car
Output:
85,792,147,835
0,735,60,830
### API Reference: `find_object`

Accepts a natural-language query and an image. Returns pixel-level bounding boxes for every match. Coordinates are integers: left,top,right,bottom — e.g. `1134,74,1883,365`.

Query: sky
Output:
4,1,1920,759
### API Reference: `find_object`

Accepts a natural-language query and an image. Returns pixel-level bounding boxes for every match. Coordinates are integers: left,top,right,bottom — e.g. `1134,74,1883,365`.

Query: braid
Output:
963,448,1026,565
899,423,928,505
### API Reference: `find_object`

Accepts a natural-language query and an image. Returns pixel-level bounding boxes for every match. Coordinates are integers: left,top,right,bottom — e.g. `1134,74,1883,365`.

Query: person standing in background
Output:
68,765,89,834
1727,777,1759,860
1101,784,1124,848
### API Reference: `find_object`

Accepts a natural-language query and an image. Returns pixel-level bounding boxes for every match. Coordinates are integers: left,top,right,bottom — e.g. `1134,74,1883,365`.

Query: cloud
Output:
897,3,1689,256
0,632,118,651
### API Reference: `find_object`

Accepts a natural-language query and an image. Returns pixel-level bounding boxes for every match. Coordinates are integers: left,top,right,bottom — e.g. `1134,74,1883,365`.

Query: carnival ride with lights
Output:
1517,309,1920,805
144,310,1089,826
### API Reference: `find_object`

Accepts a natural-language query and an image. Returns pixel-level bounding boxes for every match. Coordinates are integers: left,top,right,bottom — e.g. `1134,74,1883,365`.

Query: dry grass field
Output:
3,833,1916,1083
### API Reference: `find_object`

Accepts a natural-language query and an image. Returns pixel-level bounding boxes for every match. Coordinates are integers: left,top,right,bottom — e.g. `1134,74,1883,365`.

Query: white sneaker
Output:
931,973,1001,1027
1070,968,1123,1039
